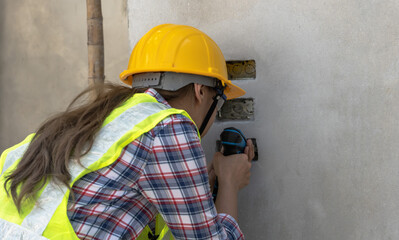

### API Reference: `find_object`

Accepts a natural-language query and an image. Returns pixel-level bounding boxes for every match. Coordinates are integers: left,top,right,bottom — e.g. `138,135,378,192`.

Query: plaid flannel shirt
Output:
67,88,244,240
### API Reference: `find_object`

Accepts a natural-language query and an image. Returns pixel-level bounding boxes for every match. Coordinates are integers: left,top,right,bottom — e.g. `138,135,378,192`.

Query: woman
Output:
0,24,254,239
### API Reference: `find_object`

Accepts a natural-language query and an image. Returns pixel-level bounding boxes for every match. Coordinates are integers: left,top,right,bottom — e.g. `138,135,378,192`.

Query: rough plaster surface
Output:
127,0,399,239
0,0,129,151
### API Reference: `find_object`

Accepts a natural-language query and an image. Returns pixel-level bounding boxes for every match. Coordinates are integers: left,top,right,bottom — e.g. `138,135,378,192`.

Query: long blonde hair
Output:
4,82,194,212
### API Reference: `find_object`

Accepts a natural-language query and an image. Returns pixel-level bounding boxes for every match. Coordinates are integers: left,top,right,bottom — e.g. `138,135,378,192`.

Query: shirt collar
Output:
144,88,171,107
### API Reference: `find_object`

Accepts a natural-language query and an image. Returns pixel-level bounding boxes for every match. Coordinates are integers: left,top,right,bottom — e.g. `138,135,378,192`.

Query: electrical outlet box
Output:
226,60,256,80
217,98,254,121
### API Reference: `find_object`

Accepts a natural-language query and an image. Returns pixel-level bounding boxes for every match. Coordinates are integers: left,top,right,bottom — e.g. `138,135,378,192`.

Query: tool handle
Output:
212,127,247,202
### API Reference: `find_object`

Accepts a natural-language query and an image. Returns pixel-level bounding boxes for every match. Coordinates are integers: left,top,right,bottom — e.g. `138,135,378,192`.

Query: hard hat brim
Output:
120,69,245,100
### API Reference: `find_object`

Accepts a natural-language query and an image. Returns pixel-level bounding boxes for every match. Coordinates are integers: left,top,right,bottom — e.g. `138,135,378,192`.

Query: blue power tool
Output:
212,127,247,202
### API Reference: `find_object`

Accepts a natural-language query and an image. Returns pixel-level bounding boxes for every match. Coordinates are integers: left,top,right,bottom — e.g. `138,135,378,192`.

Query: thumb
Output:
208,167,216,190
207,160,214,173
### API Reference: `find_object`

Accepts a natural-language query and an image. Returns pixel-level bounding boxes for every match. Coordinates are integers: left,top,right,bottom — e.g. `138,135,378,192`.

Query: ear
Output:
193,83,207,104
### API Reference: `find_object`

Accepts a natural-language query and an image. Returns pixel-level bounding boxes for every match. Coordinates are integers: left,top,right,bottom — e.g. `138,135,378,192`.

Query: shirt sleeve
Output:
137,115,244,240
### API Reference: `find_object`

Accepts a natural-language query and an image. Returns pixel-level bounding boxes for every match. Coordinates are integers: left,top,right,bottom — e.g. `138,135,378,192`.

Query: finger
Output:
208,169,216,184
208,173,216,192
213,151,224,161
207,160,214,173
248,139,255,161
246,139,254,162
247,161,252,171
208,159,213,166
246,169,251,177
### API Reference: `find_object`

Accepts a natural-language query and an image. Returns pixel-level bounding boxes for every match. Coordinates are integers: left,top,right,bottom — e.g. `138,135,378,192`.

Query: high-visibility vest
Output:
0,93,198,240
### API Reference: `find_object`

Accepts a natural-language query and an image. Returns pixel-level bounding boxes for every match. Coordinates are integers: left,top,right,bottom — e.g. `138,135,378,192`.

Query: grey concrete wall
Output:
0,0,129,151
127,0,399,239
0,0,130,151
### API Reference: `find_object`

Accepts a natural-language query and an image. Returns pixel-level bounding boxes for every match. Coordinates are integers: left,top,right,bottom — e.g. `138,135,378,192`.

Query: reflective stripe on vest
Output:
0,93,198,239
137,214,173,240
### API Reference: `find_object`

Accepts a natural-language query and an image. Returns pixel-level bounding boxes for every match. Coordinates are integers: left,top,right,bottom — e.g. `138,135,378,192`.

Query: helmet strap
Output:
198,86,226,136
199,97,219,136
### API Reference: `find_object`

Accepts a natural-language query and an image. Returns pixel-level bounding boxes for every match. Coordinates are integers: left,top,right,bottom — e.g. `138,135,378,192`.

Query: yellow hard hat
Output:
120,24,245,100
